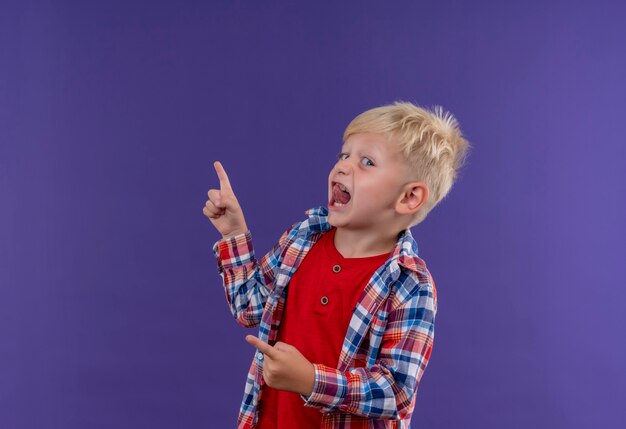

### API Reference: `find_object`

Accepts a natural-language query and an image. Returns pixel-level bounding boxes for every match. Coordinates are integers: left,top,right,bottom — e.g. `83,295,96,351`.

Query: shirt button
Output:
257,352,264,360
332,264,341,273
320,296,329,305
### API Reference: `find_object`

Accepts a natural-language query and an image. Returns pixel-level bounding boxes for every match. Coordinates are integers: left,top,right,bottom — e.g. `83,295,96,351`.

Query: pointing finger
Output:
213,161,233,192
245,335,276,359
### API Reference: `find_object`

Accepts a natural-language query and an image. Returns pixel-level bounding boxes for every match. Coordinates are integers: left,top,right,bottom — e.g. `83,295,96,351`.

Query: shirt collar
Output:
303,206,424,274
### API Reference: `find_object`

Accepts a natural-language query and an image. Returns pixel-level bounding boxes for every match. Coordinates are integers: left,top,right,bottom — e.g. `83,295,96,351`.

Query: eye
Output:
337,153,375,166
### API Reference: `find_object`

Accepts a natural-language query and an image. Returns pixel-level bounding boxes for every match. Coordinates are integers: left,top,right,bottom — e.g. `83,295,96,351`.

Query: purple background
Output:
2,1,625,428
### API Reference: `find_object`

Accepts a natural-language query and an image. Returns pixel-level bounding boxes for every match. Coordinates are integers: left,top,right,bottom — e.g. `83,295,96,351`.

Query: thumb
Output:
215,192,225,208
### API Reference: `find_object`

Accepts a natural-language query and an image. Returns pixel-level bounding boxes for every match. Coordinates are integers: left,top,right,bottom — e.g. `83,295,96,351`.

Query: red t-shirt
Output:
256,227,391,429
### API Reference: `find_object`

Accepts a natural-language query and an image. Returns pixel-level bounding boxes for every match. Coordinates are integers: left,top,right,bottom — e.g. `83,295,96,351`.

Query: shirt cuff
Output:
299,363,320,404
299,363,347,410
212,230,254,271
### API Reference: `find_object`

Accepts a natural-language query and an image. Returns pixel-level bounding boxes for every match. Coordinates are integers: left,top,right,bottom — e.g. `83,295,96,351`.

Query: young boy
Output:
203,101,470,428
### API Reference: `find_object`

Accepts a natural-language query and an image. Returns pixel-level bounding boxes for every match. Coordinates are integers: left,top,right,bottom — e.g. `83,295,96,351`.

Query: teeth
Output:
336,183,348,192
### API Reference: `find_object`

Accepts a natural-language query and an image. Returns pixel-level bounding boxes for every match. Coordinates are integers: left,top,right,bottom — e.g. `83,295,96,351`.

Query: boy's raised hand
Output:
203,161,249,239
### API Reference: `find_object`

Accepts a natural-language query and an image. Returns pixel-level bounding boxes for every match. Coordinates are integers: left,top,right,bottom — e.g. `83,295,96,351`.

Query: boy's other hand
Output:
203,161,249,239
245,335,315,397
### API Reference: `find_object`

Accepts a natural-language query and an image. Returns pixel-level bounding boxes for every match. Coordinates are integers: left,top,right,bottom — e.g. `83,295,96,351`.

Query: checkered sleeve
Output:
212,223,300,328
300,283,436,420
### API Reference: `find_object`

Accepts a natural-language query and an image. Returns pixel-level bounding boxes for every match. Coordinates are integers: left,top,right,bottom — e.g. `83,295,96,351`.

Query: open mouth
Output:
330,182,351,208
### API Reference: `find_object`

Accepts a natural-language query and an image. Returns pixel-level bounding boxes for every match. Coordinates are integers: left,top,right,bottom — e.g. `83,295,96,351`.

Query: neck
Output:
333,227,400,258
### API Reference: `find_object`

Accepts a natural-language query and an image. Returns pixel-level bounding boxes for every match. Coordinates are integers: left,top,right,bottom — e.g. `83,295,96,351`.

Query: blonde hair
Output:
343,101,470,226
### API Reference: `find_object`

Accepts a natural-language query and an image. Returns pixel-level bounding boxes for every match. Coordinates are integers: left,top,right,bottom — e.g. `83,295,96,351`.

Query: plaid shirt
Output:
213,206,437,428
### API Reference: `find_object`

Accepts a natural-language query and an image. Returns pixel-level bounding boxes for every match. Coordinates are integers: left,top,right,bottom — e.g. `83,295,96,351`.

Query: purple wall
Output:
2,1,625,428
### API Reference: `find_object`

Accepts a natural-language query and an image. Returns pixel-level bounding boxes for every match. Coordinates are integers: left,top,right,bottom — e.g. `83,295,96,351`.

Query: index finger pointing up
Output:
213,161,233,191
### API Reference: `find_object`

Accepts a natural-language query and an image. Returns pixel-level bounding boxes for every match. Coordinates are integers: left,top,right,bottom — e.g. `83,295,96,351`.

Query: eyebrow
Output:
339,146,381,159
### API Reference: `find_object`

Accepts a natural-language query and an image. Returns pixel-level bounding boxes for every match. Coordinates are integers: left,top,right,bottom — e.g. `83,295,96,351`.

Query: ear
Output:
395,182,429,215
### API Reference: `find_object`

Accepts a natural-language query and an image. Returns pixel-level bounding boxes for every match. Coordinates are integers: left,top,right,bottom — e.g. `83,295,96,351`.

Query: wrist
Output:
222,228,248,239
300,363,316,397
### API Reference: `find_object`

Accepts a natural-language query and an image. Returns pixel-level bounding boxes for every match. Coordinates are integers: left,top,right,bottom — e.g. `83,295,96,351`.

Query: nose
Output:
335,157,353,176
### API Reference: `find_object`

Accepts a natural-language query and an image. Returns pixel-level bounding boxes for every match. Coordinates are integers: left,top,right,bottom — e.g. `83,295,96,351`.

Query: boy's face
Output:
327,132,414,230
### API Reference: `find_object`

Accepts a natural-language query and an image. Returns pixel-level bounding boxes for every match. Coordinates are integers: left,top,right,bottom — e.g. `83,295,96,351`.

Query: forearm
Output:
300,362,415,420
213,230,273,327
213,222,300,327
